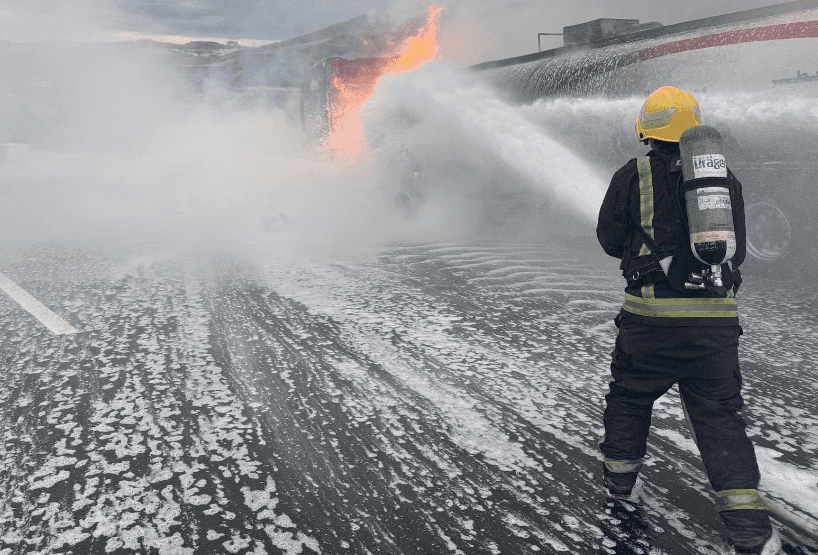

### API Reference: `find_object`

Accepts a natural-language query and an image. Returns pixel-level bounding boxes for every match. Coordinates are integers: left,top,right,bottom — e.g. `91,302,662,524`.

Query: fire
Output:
384,7,444,74
326,6,444,156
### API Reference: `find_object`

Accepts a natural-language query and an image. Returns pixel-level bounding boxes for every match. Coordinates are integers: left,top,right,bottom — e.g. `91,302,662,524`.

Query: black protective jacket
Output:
597,146,746,326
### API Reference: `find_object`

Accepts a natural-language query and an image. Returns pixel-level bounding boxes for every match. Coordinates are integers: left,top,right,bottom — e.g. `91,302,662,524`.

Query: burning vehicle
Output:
300,8,442,151
300,9,442,216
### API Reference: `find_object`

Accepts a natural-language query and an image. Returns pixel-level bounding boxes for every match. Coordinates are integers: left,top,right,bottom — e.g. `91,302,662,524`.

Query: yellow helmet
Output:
635,86,701,143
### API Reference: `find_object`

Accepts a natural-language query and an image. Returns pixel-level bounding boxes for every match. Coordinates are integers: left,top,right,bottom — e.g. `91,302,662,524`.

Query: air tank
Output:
679,125,736,288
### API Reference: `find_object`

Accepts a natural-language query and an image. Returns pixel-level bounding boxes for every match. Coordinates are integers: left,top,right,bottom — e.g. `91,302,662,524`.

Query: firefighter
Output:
596,86,782,555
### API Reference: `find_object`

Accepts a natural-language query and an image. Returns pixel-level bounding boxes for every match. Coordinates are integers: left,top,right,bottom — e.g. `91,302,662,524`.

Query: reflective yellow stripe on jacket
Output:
637,157,655,298
636,157,655,257
623,294,737,318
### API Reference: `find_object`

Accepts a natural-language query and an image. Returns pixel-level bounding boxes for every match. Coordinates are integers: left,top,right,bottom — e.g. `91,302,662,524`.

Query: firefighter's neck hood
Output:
649,139,680,156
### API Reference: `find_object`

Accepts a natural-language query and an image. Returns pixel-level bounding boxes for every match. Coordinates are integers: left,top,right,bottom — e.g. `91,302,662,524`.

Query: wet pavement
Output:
0,237,816,555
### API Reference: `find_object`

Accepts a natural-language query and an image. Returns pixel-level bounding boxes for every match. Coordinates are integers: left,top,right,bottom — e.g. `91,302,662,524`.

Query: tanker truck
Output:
469,0,818,276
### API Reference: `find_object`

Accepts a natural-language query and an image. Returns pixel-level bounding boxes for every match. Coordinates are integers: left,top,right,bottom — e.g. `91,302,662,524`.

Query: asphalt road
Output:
0,236,815,555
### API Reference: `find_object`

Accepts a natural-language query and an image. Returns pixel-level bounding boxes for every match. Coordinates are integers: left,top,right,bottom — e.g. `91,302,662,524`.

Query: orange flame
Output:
326,6,444,156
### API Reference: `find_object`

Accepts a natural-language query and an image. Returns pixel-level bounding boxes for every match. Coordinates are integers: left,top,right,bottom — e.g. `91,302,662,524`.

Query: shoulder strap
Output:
632,225,669,260
624,157,671,286
625,226,670,286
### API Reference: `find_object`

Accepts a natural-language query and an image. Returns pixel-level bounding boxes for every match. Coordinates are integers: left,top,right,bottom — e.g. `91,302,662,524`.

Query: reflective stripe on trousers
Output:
604,458,642,474
716,489,768,512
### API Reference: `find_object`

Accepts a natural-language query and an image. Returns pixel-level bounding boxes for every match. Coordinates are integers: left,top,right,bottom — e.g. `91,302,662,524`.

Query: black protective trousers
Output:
599,316,772,551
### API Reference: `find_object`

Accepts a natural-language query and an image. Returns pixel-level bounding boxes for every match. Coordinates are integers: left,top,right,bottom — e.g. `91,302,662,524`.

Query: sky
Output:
0,0,794,58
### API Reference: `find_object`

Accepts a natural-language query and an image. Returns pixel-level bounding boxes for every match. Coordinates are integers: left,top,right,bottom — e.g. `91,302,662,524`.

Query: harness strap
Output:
633,225,669,260
626,225,671,286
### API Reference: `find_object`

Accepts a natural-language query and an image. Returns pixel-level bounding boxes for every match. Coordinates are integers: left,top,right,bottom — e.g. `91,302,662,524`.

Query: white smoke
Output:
0,40,396,248
0,26,616,251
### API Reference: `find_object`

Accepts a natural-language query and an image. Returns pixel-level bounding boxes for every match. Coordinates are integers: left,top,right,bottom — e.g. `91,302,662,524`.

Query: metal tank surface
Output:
470,0,818,277
679,125,736,289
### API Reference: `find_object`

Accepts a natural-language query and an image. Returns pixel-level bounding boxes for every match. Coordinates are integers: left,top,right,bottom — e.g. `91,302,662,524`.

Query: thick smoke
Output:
0,36,620,250
0,40,397,248
0,13,611,251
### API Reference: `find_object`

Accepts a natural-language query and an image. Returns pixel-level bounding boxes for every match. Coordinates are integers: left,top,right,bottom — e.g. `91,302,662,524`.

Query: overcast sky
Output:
0,0,790,59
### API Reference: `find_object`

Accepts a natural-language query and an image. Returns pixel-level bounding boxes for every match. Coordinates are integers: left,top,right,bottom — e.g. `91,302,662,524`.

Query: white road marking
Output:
0,272,78,335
